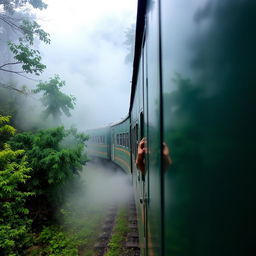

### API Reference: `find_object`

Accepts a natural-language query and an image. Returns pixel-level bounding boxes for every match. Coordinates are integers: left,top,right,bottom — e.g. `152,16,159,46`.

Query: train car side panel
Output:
131,56,146,255
160,0,256,255
143,1,163,256
86,127,111,160
111,118,131,174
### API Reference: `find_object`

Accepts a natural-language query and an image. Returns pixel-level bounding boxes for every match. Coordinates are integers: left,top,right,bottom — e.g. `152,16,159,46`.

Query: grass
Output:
25,206,105,256
105,206,130,256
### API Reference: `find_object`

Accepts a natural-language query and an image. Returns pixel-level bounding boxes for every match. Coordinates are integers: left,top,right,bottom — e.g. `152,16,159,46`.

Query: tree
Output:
0,17,50,77
0,0,47,14
124,24,135,64
0,115,33,255
0,0,50,79
33,75,76,124
9,126,88,222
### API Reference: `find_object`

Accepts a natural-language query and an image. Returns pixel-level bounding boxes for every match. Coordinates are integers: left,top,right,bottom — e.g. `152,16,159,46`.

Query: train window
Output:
132,126,138,154
124,133,127,147
126,133,129,148
117,134,119,145
121,133,123,146
135,124,138,155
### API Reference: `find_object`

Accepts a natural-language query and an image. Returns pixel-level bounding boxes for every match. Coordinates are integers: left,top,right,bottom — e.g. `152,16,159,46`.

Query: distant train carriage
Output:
86,126,111,160
110,117,131,174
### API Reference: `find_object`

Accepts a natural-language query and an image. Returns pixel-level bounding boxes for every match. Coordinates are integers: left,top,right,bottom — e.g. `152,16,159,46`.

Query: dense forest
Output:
0,1,95,255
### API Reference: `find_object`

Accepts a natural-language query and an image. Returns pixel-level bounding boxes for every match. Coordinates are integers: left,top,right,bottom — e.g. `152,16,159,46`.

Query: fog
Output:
33,0,137,130
65,160,133,210
60,159,134,237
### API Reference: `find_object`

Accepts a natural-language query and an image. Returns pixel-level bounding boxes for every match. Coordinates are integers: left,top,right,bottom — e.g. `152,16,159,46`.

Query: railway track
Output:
93,198,140,256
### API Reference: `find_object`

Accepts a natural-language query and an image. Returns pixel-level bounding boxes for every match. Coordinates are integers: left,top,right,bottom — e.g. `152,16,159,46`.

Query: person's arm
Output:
136,138,145,174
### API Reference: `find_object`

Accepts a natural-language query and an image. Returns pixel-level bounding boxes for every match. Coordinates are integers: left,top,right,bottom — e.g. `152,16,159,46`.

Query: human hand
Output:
136,138,146,174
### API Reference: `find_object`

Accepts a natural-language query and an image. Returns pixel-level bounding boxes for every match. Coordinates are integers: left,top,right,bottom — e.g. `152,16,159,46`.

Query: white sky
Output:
34,0,137,130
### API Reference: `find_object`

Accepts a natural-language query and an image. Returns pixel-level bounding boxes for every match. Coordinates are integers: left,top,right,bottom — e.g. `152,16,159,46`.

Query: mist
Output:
34,0,137,130
64,159,133,211
59,159,134,246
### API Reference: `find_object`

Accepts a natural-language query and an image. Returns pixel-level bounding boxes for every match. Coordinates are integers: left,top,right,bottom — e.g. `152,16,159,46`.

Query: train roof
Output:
129,0,147,115
86,115,129,132
110,115,130,127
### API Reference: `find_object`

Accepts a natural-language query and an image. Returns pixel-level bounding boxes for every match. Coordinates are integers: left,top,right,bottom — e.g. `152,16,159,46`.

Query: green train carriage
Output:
87,0,256,255
130,0,256,255
86,126,111,160
110,117,131,174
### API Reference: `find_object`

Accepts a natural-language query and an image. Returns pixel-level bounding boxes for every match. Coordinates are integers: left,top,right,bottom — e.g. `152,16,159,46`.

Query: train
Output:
87,0,256,255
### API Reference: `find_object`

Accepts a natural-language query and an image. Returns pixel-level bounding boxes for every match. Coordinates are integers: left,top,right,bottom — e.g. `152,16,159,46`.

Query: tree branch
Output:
0,61,22,68
0,14,22,32
0,68,25,74
0,82,27,94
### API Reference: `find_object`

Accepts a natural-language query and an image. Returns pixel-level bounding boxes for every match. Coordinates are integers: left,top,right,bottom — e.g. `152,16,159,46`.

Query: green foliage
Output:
6,20,50,76
0,116,33,255
38,226,78,256
0,116,16,148
1,0,47,14
9,126,88,206
0,5,50,77
33,75,76,124
20,20,50,45
8,41,46,75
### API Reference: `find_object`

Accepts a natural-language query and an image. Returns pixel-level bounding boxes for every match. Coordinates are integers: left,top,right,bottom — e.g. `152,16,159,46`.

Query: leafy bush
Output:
38,226,78,256
9,126,88,213
0,116,33,255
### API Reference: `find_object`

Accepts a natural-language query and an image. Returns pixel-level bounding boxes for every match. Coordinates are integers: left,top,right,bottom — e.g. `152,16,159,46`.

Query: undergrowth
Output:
106,206,129,256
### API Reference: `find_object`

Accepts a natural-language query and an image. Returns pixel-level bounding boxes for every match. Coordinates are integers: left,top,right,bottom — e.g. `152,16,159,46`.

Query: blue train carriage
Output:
110,117,131,174
86,126,111,160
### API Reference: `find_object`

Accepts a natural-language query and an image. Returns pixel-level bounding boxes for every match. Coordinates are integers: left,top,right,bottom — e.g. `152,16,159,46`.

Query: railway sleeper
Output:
127,231,139,238
124,249,141,256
